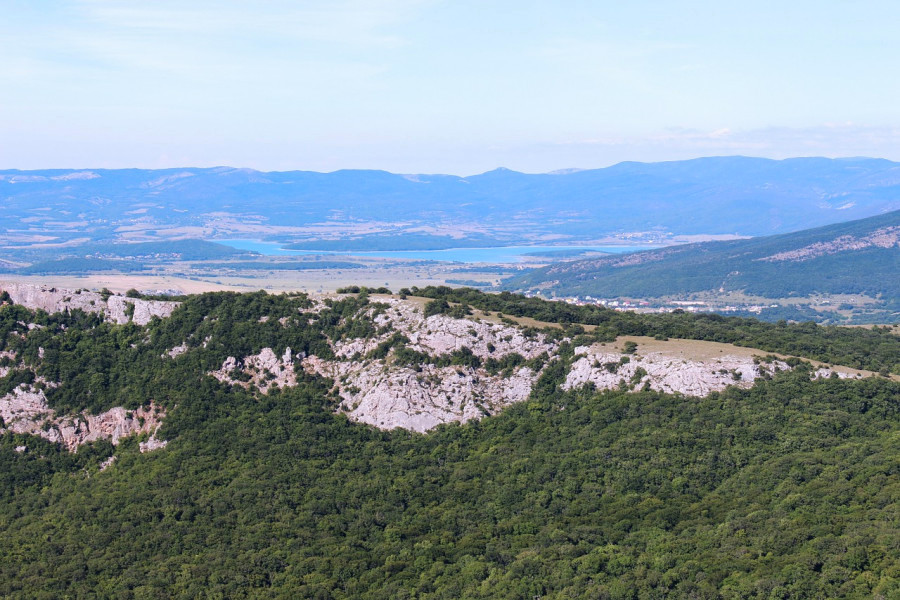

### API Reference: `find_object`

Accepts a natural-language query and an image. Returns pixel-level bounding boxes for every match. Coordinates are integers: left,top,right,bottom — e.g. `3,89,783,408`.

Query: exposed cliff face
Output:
759,225,900,262
0,282,178,325
296,297,555,432
304,355,537,433
0,284,175,454
211,347,299,394
194,296,880,433
0,384,166,452
332,297,554,360
1,288,883,443
564,346,769,396
562,340,860,396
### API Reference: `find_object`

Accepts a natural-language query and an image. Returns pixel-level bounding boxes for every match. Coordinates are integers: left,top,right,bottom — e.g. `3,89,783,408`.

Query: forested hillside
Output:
1,288,899,598
505,209,900,314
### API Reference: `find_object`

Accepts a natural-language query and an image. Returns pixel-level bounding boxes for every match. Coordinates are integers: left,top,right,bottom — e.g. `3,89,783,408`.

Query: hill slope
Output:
505,209,900,307
1,287,899,598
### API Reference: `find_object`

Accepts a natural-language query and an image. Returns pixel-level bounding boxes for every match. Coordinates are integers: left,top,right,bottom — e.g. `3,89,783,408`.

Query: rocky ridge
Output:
759,225,900,262
1,287,884,441
301,297,553,431
210,296,868,433
563,345,853,397
304,355,537,433
205,297,554,432
0,384,166,452
331,297,553,360
0,282,179,325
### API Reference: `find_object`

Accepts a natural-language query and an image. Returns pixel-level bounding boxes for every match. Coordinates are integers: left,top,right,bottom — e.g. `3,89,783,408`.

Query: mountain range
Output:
2,157,900,251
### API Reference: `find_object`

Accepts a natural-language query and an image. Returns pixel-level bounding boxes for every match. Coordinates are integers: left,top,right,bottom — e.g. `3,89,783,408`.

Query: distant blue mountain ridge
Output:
1,157,899,247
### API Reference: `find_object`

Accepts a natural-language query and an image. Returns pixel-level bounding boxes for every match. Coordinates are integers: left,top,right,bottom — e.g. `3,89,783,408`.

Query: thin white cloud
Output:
556,124,900,153
73,0,426,46
1,0,429,83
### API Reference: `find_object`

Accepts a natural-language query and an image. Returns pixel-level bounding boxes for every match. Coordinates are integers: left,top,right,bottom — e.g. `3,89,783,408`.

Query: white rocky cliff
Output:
184,294,877,433
211,347,299,394
1,287,880,443
0,283,174,453
0,282,179,325
300,297,554,432
0,383,166,452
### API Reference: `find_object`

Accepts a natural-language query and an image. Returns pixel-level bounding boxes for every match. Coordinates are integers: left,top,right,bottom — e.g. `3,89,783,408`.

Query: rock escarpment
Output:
302,297,555,432
205,296,558,432
562,343,858,396
2,287,881,443
0,282,179,325
331,297,552,360
563,346,776,396
201,295,875,433
0,384,166,452
563,342,858,396
304,355,537,433
211,347,299,394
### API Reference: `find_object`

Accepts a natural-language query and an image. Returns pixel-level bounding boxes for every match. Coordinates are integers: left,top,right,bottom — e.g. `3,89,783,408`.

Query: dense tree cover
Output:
10,258,149,275
2,290,900,598
1,365,899,598
0,433,114,500
408,287,900,374
336,286,392,295
195,261,366,272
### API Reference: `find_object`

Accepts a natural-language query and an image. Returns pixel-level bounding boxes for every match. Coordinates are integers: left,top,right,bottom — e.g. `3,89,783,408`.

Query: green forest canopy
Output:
1,289,899,598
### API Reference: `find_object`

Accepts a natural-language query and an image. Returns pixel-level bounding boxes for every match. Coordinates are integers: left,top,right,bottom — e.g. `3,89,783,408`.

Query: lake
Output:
213,239,660,264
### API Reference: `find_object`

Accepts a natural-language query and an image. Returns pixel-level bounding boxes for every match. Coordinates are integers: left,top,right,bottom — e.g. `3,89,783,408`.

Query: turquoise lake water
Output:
213,239,658,264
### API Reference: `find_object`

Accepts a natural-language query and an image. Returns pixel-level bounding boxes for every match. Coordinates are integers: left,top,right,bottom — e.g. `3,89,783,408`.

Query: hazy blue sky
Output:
3,0,899,174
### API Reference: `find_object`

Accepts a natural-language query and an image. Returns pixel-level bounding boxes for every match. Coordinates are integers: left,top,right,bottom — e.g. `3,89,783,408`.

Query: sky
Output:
2,0,899,174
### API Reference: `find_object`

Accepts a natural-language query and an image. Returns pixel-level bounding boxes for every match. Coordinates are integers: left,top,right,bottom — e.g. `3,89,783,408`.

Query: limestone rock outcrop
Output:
563,344,852,396
304,355,537,433
0,384,165,452
2,289,878,444
334,297,554,360
211,347,298,393
0,282,178,325
297,296,558,432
